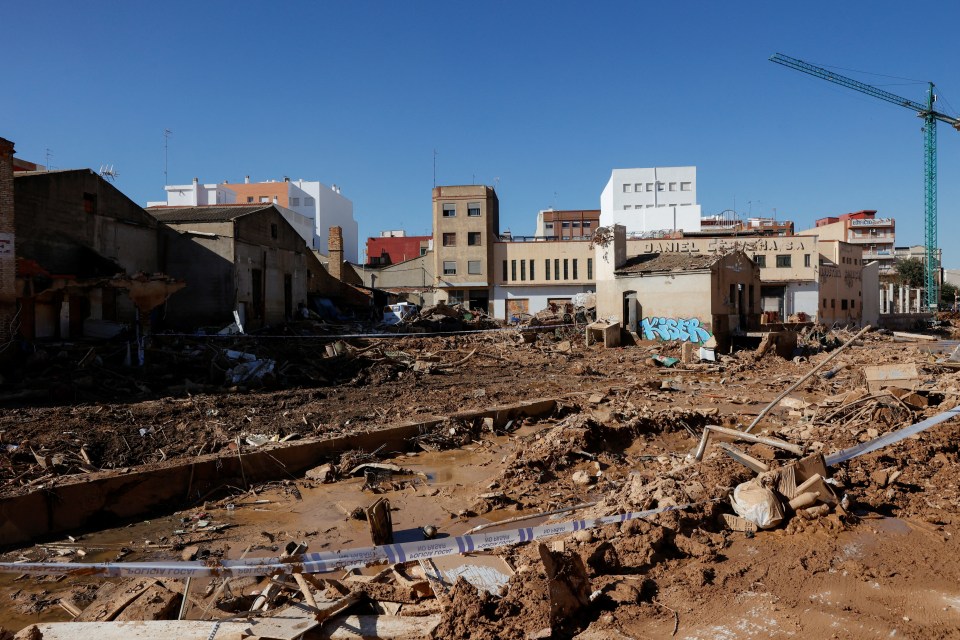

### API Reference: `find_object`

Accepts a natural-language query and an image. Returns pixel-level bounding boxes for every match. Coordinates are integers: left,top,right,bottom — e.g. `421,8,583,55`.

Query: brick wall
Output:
328,226,343,282
0,137,15,347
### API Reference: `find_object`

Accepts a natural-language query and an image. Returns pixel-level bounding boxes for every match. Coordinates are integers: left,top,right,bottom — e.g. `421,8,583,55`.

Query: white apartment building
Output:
148,178,236,207
599,167,702,236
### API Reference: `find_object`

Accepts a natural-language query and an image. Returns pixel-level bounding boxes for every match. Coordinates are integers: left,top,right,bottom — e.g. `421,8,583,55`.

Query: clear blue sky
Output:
4,1,960,267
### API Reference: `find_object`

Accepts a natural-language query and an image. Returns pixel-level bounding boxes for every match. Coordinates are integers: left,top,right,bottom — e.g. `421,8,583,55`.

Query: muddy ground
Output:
1,323,960,638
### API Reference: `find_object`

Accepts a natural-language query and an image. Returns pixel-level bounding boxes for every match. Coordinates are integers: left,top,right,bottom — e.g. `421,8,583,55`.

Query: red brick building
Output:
365,233,431,266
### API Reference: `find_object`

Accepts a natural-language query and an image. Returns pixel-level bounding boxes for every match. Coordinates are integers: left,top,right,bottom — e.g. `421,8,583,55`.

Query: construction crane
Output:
770,53,960,311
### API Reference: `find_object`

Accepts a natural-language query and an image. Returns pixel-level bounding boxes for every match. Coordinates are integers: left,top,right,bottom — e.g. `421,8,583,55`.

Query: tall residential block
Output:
599,166,702,236
432,185,499,312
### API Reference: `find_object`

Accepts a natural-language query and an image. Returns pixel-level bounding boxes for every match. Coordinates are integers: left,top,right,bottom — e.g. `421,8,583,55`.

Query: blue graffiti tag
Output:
640,317,712,343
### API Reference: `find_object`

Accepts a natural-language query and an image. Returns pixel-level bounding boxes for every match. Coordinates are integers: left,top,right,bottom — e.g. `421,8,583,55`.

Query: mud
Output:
3,325,960,638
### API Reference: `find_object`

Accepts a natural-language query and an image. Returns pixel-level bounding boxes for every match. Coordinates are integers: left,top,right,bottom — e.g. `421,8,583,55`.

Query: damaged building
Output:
12,167,183,340
595,225,761,346
149,204,350,330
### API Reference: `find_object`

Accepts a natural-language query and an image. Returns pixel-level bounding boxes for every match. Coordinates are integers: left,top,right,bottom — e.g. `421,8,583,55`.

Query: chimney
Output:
284,176,290,182
328,226,344,282
193,177,198,184
244,175,250,184
0,137,16,348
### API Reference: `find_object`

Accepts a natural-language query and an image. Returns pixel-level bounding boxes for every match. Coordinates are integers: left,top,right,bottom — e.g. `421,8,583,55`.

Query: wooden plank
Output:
14,620,251,640
321,614,442,639
74,578,157,622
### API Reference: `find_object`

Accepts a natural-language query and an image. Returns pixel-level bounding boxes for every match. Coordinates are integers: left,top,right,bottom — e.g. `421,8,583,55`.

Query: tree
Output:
942,282,959,310
895,258,925,288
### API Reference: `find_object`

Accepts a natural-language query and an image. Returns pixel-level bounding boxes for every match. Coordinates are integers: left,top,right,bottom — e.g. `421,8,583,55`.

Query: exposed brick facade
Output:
0,137,15,348
328,226,344,282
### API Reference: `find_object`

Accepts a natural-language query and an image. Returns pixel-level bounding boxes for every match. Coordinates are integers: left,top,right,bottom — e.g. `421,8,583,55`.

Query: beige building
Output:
432,185,499,310
817,240,864,326
354,253,436,307
492,238,595,321
595,226,761,346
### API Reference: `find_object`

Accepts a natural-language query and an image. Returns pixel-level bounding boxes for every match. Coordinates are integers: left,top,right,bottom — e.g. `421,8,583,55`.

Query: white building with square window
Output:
599,167,701,236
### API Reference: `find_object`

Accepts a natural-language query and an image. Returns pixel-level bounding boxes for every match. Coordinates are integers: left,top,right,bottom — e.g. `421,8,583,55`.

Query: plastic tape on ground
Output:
826,405,960,466
0,503,693,578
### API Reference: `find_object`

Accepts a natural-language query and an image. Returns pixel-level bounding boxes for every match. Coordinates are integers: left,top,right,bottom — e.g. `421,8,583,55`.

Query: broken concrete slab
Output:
864,363,920,394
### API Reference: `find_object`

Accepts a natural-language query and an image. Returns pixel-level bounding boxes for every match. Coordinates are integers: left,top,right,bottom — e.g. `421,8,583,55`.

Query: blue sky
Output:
4,1,960,266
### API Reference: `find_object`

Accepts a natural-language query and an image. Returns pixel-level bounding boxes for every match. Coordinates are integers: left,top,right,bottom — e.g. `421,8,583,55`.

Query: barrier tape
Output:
154,323,582,341
0,503,694,578
3,405,957,579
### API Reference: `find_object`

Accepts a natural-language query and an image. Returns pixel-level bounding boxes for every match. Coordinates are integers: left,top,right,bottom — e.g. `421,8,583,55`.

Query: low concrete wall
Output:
0,398,558,548
878,313,933,331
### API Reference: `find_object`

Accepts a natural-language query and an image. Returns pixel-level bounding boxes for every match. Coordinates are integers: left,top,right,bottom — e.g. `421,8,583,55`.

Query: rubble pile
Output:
4,327,960,637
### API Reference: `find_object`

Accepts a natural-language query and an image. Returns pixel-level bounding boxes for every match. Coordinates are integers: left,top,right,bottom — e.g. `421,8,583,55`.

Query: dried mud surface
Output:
2,326,960,638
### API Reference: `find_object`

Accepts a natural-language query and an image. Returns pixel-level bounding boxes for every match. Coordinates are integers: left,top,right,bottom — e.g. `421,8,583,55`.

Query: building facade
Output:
432,185,499,311
0,138,15,351
150,204,329,330
492,238,595,321
365,231,432,266
802,210,895,274
595,225,761,347
223,178,358,262
534,209,600,240
599,167,702,236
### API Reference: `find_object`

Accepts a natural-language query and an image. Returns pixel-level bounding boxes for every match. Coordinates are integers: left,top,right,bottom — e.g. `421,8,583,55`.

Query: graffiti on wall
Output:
641,317,712,343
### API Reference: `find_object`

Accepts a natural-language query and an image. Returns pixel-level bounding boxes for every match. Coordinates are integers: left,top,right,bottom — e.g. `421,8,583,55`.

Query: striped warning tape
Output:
0,503,695,579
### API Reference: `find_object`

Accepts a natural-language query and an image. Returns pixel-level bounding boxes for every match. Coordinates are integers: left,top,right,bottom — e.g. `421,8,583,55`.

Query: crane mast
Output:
770,53,960,312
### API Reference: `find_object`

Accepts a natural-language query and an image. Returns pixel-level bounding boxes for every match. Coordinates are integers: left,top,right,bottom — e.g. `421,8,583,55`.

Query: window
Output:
841,299,848,310
850,299,855,308
572,221,580,228
623,184,632,193
572,259,578,279
502,260,508,282
554,259,560,281
669,182,677,191
831,299,836,309
304,197,315,207
260,196,270,203
775,255,792,268
247,196,254,203
646,183,653,191
443,232,456,247
804,254,811,268
520,260,526,281
82,192,97,214
442,203,456,217
468,260,482,275
511,260,517,281
545,259,551,281
561,221,571,228
528,260,534,280
754,254,766,268
681,182,692,191
270,223,278,239
420,247,427,256
290,197,300,206
563,259,569,280
657,182,664,191
545,223,554,230
635,183,643,191
468,232,481,246
468,203,481,217
587,258,593,280
448,290,464,304
823,298,827,308
443,261,457,275
583,221,592,228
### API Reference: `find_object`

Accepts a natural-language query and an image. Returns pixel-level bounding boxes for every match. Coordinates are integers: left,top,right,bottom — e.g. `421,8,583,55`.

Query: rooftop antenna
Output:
163,129,172,184
44,148,53,170
98,164,119,182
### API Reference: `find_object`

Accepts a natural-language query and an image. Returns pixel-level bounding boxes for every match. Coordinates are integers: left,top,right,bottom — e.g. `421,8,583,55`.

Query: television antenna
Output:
98,165,119,182
163,129,173,183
